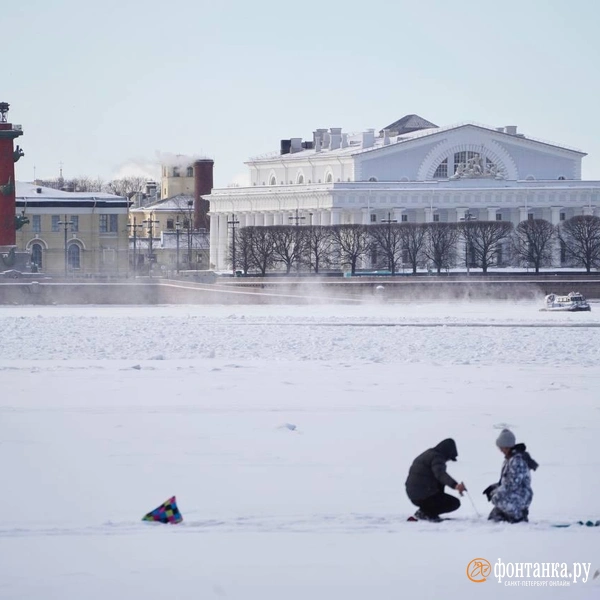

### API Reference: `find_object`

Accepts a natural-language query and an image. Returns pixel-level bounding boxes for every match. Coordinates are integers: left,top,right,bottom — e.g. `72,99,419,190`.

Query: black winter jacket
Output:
405,439,459,502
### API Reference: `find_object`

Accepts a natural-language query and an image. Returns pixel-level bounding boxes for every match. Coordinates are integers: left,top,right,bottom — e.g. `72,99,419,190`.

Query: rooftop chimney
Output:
362,129,375,149
280,139,291,155
193,159,214,231
383,129,391,146
290,137,303,153
505,125,518,135
329,127,342,150
341,133,349,148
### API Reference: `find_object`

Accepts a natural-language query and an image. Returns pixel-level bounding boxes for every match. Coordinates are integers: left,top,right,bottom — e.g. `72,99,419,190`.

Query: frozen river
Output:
1,301,599,599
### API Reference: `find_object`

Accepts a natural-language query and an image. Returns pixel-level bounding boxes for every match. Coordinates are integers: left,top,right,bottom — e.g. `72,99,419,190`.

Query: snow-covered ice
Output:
1,301,599,599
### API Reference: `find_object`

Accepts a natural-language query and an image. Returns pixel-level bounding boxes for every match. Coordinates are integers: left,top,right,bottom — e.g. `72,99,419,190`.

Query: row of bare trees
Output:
229,215,600,275
35,176,149,198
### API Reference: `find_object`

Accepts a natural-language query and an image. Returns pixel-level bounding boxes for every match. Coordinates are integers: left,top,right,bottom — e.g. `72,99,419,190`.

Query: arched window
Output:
269,176,277,186
558,176,566,180
326,173,333,183
433,158,448,178
368,176,378,182
186,166,194,177
297,174,304,184
68,244,80,269
31,243,43,269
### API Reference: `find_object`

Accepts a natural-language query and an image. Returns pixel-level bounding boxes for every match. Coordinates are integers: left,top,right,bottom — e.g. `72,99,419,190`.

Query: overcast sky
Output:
5,0,600,188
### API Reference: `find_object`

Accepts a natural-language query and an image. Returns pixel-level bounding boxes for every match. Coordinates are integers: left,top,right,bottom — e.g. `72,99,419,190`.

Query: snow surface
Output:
1,301,599,599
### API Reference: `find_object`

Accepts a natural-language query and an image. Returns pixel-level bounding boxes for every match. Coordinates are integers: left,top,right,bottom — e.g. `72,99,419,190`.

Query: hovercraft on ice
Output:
540,292,591,312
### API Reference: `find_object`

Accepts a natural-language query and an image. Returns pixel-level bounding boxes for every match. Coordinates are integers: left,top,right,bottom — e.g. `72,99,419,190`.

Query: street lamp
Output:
289,208,306,273
227,213,240,276
143,213,159,275
381,211,398,273
57,215,73,277
175,218,182,274
459,211,477,276
128,217,143,274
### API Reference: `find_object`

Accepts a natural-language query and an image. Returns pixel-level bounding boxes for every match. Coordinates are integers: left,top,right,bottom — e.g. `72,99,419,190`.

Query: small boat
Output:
540,292,591,312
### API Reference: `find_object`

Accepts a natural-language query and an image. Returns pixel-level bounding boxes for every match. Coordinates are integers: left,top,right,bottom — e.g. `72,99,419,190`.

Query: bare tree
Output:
511,219,557,273
247,226,276,275
424,222,460,274
271,226,304,274
559,215,600,273
231,227,253,275
399,223,427,274
460,221,513,274
329,224,371,275
369,223,404,274
104,176,147,199
305,225,333,274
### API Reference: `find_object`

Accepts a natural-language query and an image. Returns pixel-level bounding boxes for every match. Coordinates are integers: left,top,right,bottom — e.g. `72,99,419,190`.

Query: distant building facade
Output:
205,114,600,270
15,182,129,276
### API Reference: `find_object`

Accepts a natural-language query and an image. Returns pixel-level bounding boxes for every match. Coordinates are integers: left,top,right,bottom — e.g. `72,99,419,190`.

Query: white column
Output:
519,207,528,223
255,212,265,227
264,212,274,226
217,214,228,270
455,208,466,222
330,209,340,226
487,207,498,221
321,210,331,226
424,207,433,223
362,208,370,225
550,206,562,267
209,214,219,269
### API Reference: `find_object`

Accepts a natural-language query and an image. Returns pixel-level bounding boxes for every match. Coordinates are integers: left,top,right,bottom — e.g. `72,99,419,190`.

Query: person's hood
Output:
511,443,539,471
434,438,458,462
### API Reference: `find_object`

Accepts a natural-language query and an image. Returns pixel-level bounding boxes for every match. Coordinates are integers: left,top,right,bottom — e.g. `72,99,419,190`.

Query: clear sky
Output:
4,0,600,188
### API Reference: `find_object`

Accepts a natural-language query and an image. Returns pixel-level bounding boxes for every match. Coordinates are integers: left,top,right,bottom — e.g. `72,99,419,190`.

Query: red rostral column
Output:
193,159,214,231
0,102,24,246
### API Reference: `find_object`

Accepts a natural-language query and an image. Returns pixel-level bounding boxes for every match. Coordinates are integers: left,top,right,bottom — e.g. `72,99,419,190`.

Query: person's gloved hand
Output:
483,484,498,502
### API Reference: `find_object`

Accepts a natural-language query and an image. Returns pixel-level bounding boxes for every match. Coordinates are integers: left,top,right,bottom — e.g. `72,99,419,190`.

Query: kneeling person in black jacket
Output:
405,438,466,522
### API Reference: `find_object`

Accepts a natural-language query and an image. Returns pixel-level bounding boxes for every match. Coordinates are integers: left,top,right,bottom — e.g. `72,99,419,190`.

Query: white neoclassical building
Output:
206,114,599,270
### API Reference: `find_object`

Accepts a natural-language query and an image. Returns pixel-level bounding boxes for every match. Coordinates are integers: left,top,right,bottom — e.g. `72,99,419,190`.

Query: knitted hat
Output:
496,429,516,448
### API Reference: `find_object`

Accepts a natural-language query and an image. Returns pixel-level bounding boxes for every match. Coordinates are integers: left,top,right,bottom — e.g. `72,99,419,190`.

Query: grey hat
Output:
496,428,516,448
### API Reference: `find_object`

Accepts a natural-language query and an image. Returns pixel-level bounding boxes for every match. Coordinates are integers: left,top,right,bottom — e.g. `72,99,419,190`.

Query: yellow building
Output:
161,161,195,199
15,182,130,276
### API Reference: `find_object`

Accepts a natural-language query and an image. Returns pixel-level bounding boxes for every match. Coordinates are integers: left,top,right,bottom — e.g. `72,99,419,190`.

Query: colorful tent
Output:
142,496,183,524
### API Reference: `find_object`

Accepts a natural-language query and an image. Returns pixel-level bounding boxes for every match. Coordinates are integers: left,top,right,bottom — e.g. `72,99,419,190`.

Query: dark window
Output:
560,212,566,221
496,213,502,221
31,243,43,268
167,219,174,230
32,215,41,233
433,158,448,179
109,214,118,232
67,244,80,269
401,214,408,222
52,215,60,232
71,216,79,232
433,213,440,222
173,167,180,177
528,213,534,221
186,167,193,177
370,214,377,223
99,215,108,233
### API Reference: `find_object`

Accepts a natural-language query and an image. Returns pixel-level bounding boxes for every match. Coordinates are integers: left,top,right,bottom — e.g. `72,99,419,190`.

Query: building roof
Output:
247,122,585,164
130,194,195,213
379,114,438,136
15,181,129,208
